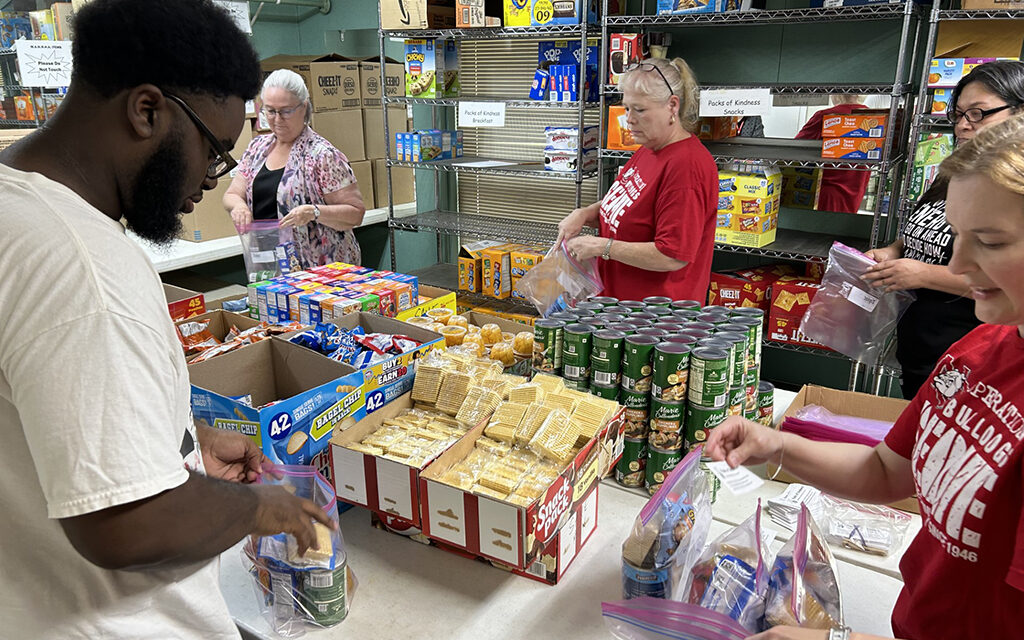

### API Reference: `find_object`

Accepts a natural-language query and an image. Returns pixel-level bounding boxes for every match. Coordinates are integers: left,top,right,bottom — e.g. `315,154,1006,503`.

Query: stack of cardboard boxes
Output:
458,240,547,302
819,109,889,161
259,54,415,217
714,166,782,249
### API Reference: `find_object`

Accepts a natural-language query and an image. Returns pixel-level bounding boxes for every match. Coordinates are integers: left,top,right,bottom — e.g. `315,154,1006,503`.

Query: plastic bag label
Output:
706,461,764,496
840,283,879,313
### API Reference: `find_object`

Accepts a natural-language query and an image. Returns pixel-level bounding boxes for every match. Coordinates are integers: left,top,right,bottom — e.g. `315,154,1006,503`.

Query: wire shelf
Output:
388,156,597,180
385,95,600,110
916,113,953,128
937,8,1024,19
713,228,870,263
0,118,37,127
601,139,896,170
408,262,541,316
383,24,593,39
603,82,911,95
604,3,913,26
762,340,846,359
390,209,565,244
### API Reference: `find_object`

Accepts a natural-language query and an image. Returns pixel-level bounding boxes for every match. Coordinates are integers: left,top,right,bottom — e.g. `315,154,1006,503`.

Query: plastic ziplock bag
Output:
687,499,774,632
243,464,356,637
821,494,912,557
764,503,842,631
799,242,915,364
603,598,750,640
517,239,604,317
239,220,296,284
621,449,712,601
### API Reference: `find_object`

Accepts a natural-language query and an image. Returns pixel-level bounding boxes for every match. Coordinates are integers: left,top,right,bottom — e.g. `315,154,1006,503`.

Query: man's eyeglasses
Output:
261,104,304,119
946,103,1015,125
624,61,674,97
163,91,237,179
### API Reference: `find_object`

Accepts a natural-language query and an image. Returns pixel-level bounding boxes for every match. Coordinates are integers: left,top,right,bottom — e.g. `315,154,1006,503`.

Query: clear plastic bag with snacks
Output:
243,464,356,637
799,242,914,364
518,239,604,317
621,449,712,601
688,500,774,632
239,220,297,284
603,599,750,640
763,503,842,631
821,494,912,557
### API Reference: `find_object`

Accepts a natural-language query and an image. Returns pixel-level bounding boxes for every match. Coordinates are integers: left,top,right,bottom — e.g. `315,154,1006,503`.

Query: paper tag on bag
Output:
841,282,880,312
706,461,765,496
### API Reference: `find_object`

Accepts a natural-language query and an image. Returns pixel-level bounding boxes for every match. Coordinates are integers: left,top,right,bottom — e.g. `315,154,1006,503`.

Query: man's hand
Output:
197,424,267,483
861,258,928,292
252,485,337,556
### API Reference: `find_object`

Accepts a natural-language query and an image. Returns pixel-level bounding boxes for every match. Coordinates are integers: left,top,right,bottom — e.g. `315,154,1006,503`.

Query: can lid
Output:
630,318,654,328
692,346,730,359
656,340,692,355
579,317,607,329
535,318,567,328
575,301,605,312
680,329,711,340
701,305,731,315
565,323,595,336
731,307,766,318
588,296,619,305
607,322,635,332
696,313,729,324
647,307,673,317
642,296,672,305
671,300,703,310
731,316,763,328
596,312,626,322
549,312,577,322
758,381,775,392
625,334,661,346
717,323,748,333
653,322,684,332
664,334,698,346
671,309,700,320
594,329,627,340
618,300,646,310
686,322,716,331
630,311,659,321
718,332,747,345
603,306,629,314
637,327,668,337
572,309,597,318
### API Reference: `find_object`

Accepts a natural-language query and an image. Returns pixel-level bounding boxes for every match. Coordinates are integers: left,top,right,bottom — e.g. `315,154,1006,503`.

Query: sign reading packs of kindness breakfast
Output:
15,40,72,88
699,88,772,117
458,101,506,128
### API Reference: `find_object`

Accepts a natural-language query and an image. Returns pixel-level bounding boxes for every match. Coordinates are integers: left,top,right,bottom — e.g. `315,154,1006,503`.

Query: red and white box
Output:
768,276,830,350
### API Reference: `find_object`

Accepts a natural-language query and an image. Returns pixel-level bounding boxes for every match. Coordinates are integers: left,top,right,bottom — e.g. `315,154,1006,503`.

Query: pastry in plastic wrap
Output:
513,331,535,356
490,342,515,366
480,323,503,345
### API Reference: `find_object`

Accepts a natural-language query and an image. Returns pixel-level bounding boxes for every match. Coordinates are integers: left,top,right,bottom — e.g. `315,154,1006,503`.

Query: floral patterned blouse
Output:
237,125,361,267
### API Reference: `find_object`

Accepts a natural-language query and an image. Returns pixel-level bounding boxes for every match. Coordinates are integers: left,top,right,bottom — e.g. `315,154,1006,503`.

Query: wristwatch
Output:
828,627,852,640
602,238,613,261
312,205,321,221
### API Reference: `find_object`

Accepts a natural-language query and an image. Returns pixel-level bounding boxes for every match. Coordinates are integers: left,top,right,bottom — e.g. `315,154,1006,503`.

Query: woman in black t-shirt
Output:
863,61,1024,398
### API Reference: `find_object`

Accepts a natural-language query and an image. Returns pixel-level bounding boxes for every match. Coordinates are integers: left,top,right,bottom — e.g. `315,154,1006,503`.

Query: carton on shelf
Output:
357,58,404,109
163,284,206,321
260,54,361,112
698,117,741,141
444,40,460,98
767,276,827,350
363,107,408,162
482,243,526,299
405,39,447,99
504,0,531,25
529,0,598,25
781,167,822,210
51,2,73,40
458,240,508,292
930,89,951,115
606,105,640,151
380,0,456,29
510,246,546,278
821,137,882,161
28,9,55,39
820,109,888,138
608,33,646,85
312,109,365,163
714,226,777,249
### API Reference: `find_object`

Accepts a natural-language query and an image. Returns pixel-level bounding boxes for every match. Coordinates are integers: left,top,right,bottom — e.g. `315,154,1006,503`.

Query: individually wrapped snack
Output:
528,410,577,464
479,323,503,345
490,341,515,366
687,501,773,632
764,504,843,630
455,386,502,427
427,307,454,325
187,338,251,364
821,494,911,557
509,383,546,405
447,314,469,329
621,449,712,601
516,403,553,446
435,371,474,415
176,319,220,353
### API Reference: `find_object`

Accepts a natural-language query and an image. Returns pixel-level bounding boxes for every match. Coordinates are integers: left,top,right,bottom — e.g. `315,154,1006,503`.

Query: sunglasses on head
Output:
624,62,674,96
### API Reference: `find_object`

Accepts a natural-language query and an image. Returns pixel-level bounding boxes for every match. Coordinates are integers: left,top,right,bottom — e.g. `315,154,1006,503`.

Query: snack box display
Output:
768,314,828,350
606,105,640,151
656,0,765,14
510,246,546,278
718,167,781,199
730,211,777,234
820,109,888,138
482,244,527,300
781,167,822,210
931,89,951,115
907,133,953,202
544,125,598,151
706,264,800,310
164,283,206,322
504,0,531,26
925,57,1018,89
174,309,292,363
767,275,826,350
608,33,646,85
405,38,447,99
537,39,599,102
698,117,741,141
459,240,509,293
543,148,598,173
821,137,882,161
530,0,598,25
395,285,458,323
717,194,779,216
715,226,777,249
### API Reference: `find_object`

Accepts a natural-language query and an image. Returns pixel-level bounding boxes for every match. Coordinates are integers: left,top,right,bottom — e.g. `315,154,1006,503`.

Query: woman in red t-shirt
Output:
557,57,718,302
705,115,1024,640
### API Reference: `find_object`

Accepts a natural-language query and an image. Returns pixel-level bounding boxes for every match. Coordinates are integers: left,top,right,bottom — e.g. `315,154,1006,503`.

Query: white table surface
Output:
135,202,416,273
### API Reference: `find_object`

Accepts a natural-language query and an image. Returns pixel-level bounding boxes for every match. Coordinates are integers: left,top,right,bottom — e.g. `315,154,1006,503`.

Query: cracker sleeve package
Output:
799,242,914,364
240,220,294,283
763,503,842,631
517,239,604,317
621,449,712,601
821,494,911,557
602,599,749,640
687,500,774,632
242,464,357,637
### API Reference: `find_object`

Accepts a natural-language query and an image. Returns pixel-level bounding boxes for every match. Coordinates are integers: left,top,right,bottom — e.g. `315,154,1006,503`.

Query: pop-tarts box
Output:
657,0,724,15
537,40,599,102
189,338,367,469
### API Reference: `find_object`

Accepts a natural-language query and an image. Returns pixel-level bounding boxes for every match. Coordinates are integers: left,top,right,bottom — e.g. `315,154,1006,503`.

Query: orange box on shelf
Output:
481,244,524,300
697,117,740,141
821,137,882,161
820,109,888,139
163,284,206,322
606,105,640,151
510,246,546,278
768,314,830,350
458,240,507,293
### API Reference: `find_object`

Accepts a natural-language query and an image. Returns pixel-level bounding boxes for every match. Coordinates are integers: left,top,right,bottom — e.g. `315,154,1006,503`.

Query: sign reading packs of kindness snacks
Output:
699,88,772,117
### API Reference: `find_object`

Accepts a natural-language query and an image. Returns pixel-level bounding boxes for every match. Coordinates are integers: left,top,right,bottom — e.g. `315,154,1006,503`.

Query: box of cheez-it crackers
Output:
768,275,829,349
706,264,798,310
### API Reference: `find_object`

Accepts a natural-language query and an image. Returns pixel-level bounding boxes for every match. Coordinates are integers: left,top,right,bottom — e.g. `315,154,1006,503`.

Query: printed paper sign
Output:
15,40,71,88
458,101,506,127
699,88,772,117
214,0,252,34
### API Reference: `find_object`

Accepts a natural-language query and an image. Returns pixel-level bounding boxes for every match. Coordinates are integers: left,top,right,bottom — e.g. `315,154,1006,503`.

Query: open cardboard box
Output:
396,285,458,322
771,384,917,513
463,310,534,375
188,338,366,485
416,406,625,584
175,309,262,344
163,284,206,321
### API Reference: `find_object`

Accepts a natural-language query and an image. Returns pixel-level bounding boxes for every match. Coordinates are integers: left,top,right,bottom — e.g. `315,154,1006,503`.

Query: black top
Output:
896,198,980,381
252,163,284,220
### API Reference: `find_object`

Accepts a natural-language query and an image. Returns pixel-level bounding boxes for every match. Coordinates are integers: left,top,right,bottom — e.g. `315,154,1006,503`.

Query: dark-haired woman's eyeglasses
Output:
162,91,238,179
624,62,674,96
946,104,1015,125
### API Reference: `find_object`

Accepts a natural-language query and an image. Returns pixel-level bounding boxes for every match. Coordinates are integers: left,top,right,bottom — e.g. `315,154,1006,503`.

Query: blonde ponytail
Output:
618,56,701,133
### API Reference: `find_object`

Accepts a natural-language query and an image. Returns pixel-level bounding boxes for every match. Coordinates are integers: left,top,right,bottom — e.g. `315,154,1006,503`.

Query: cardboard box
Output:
260,54,361,112
767,314,828,349
821,137,882,161
719,167,782,199
608,33,646,85
458,240,507,292
770,275,820,320
606,105,640,151
349,160,374,212
820,110,888,139
28,9,55,39
179,179,238,243
357,58,404,108
164,284,206,321
373,158,415,208
443,40,460,98
396,285,458,322
715,226,777,249
781,167,822,210
175,309,261,345
189,338,366,475
770,385,917,513
51,2,73,40
698,117,741,141
380,0,456,29
363,107,409,161
405,39,446,99
482,243,526,299
417,406,623,581
706,265,799,310
312,109,365,162
455,0,501,26
907,133,953,202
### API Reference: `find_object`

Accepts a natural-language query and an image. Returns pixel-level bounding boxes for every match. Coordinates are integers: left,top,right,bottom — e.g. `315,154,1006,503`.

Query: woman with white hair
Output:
223,68,366,266
557,57,717,301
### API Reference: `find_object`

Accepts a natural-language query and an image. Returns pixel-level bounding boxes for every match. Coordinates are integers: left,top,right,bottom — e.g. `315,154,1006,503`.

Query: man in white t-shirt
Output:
0,1,334,638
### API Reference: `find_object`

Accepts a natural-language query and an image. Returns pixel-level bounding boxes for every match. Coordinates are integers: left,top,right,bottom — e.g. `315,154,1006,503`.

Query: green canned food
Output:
532,319,565,373
745,380,758,415
685,402,727,451
631,311,659,322
671,300,703,312
671,309,700,322
591,329,626,387
591,382,620,402
299,564,348,602
696,313,730,325
621,388,650,410
623,406,650,439
576,301,606,313
652,342,691,402
572,308,597,319
725,317,761,372
549,311,578,323
579,317,606,330
702,305,731,315
643,296,672,307
588,296,619,307
636,327,669,339
680,328,712,341
561,323,594,380
563,376,591,392
745,365,760,387
730,307,766,320
758,381,775,427
653,322,684,333
688,347,730,408
649,398,684,451
699,457,721,505
608,322,637,335
621,335,660,393
616,438,649,488
716,331,749,388
646,446,683,495
727,386,745,417
619,300,647,312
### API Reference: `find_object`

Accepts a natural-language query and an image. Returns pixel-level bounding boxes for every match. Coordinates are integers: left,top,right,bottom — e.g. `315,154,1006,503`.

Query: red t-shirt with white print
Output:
884,323,1024,639
597,135,717,302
